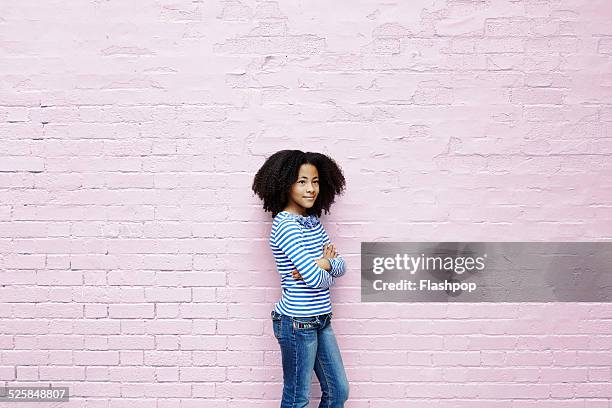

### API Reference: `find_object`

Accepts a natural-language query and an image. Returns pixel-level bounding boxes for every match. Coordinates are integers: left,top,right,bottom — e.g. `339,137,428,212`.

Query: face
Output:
285,163,319,215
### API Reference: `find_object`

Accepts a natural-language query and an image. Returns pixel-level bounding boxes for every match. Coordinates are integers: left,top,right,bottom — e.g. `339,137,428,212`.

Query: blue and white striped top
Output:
270,210,346,317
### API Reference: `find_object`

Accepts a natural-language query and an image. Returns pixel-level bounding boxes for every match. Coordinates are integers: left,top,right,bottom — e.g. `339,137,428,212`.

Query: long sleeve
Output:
273,219,335,289
322,226,346,278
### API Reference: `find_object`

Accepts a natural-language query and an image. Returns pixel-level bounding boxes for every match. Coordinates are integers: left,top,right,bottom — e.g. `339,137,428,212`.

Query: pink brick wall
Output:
1,0,611,406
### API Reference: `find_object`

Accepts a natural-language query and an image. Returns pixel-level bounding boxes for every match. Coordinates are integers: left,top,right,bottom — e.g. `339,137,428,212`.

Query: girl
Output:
252,150,349,408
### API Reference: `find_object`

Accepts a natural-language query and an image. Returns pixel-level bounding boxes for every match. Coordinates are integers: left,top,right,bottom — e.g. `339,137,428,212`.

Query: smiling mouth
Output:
304,197,315,199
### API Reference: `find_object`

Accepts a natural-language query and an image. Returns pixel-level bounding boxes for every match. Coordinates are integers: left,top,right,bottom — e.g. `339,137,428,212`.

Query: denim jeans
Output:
271,310,349,408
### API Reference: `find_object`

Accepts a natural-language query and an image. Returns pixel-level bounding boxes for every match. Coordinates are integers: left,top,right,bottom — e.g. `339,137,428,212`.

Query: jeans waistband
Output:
271,310,332,319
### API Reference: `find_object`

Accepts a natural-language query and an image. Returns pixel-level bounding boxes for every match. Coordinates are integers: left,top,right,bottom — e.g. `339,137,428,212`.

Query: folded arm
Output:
274,219,335,289
322,227,346,278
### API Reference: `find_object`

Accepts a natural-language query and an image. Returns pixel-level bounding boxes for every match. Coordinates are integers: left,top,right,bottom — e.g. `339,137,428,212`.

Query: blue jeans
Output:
271,310,349,408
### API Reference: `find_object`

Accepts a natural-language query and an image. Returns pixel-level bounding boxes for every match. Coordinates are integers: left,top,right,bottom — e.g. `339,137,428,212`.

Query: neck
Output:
283,205,306,216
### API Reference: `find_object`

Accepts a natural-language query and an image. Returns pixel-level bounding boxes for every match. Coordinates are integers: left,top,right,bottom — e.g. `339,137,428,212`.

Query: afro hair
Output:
252,150,346,218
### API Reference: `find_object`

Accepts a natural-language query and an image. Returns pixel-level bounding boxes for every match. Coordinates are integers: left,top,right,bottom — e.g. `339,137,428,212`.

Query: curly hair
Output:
252,150,346,218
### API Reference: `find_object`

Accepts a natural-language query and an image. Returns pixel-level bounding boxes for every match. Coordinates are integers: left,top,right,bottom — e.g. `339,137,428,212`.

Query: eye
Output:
298,180,305,184
313,180,319,184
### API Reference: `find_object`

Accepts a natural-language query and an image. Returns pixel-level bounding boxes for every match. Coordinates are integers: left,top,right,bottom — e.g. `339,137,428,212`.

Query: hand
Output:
314,258,331,271
323,242,337,259
292,269,303,281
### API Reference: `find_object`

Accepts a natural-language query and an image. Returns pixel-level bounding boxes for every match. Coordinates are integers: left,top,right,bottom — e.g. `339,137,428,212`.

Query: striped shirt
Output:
270,210,346,317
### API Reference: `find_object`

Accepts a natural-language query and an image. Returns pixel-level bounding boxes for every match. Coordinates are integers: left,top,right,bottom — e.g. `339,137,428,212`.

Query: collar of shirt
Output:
285,212,320,228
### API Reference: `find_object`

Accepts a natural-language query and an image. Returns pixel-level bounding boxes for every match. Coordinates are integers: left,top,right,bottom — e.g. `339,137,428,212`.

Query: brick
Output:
108,304,154,319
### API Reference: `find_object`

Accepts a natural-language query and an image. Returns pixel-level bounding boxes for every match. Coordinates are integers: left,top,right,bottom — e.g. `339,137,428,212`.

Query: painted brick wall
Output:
1,0,611,406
